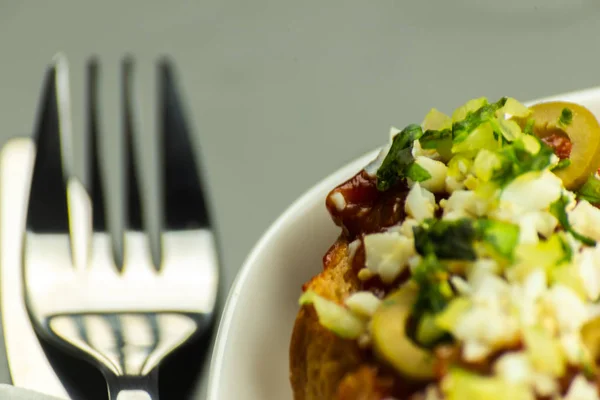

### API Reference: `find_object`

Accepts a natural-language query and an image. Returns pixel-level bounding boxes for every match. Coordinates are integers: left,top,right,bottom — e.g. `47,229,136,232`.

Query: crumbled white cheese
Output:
444,190,473,211
405,183,436,222
414,156,448,193
467,258,501,287
576,247,600,301
588,303,600,321
565,191,578,211
524,267,547,294
537,296,560,337
500,171,563,215
532,372,560,398
517,269,547,327
450,276,471,295
564,375,599,400
345,291,382,318
462,340,491,362
445,175,465,193
548,285,589,333
560,333,586,366
534,211,559,238
517,211,558,244
549,153,560,169
494,352,532,385
443,210,471,221
363,231,414,283
386,218,419,238
453,274,520,356
330,191,346,211
472,273,511,307
444,188,493,219
570,200,600,242
518,213,540,244
444,190,476,218
515,271,546,328
455,307,519,360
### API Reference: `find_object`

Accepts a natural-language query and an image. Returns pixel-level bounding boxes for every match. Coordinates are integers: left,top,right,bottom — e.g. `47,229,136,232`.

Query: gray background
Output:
2,0,600,398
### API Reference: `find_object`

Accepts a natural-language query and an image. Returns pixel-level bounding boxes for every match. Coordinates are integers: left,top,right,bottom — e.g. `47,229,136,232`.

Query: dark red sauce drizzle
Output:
326,170,410,239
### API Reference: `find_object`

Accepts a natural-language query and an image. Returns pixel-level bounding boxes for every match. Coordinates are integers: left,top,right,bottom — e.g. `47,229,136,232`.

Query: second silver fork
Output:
23,54,219,400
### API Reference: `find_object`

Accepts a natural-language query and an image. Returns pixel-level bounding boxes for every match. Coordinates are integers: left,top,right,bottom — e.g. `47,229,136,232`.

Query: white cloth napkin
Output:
0,385,64,399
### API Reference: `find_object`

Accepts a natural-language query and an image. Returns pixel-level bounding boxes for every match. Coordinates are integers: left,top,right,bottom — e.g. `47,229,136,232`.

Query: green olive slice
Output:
526,101,600,190
371,284,435,380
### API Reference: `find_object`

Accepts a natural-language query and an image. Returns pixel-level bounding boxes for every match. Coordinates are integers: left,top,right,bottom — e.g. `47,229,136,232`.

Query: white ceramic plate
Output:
207,87,600,400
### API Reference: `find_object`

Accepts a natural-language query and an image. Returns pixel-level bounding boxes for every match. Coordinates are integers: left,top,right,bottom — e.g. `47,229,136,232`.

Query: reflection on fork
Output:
48,312,195,377
23,54,219,400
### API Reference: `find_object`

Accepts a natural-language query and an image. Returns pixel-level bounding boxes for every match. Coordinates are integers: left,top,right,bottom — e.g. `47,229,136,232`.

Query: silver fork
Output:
23,54,219,400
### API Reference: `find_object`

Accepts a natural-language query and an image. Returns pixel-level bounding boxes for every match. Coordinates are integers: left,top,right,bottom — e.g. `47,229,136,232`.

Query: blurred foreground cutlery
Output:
0,95,69,398
20,54,219,400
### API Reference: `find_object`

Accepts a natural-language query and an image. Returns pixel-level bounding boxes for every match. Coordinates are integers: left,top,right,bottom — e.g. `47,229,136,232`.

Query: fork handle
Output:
116,391,154,400
108,372,159,400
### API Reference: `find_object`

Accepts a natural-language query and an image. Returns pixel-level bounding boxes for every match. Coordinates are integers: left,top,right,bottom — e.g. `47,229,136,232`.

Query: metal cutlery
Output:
22,54,219,400
0,137,69,398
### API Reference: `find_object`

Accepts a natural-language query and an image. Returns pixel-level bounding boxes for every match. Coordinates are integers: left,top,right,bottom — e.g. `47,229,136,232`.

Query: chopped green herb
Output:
420,129,454,160
452,97,508,144
550,195,596,246
413,217,521,262
559,108,573,126
376,124,424,191
412,255,452,317
552,158,571,171
577,174,600,204
420,128,452,149
406,163,432,182
475,219,520,260
558,234,573,264
522,118,535,136
413,218,477,261
491,138,554,187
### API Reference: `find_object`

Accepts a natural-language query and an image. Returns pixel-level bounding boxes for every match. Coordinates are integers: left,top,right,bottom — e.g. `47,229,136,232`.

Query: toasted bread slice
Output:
289,237,414,399
289,237,363,400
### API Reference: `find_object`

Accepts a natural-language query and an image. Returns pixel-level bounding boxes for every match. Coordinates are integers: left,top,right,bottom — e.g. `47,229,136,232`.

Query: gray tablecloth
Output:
0,385,62,400
2,0,600,398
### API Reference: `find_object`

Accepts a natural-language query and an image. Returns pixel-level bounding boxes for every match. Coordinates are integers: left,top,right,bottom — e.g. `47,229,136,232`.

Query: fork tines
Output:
26,65,69,233
26,54,212,272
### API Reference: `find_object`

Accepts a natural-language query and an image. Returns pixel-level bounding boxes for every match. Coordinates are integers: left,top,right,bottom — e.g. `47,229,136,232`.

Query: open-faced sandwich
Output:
290,97,600,399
